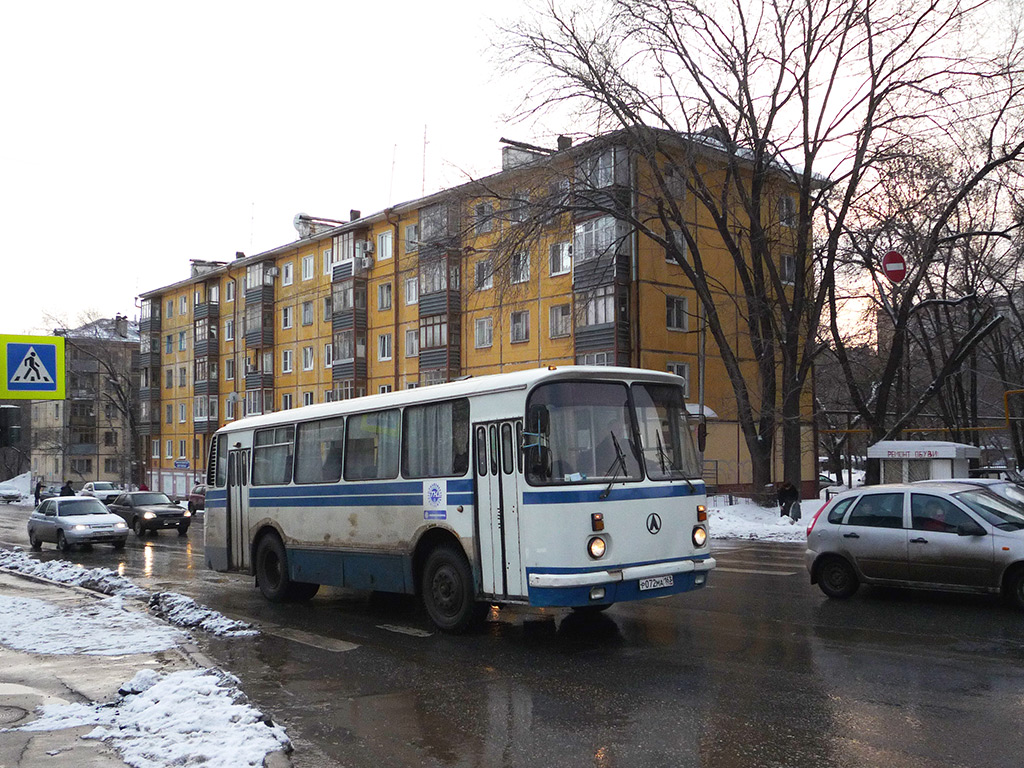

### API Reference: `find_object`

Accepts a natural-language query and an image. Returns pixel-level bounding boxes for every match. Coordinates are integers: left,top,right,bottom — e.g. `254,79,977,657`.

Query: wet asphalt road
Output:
2,506,1024,767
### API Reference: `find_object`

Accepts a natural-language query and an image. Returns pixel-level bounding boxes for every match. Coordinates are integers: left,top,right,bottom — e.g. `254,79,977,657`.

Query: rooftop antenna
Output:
388,143,397,206
422,125,428,196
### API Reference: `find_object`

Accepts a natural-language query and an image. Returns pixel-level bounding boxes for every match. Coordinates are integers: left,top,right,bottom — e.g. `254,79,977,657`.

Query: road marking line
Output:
377,624,433,637
713,567,800,576
261,626,359,652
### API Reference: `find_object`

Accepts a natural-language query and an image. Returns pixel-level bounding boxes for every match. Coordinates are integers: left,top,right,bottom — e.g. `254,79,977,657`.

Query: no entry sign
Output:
881,251,906,283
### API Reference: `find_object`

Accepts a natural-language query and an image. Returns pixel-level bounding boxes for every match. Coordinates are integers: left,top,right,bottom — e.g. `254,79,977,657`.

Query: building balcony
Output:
68,443,98,455
195,337,219,357
69,358,99,374
139,387,161,402
245,371,274,390
68,388,98,400
139,315,161,334
193,416,219,434
139,351,161,369
194,302,220,321
244,327,274,348
194,379,220,396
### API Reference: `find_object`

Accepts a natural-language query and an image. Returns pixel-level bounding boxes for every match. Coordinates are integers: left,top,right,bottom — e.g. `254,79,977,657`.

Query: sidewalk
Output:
0,569,290,768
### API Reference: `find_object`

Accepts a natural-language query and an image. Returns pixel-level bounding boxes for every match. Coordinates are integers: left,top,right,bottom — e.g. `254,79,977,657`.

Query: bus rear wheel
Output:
255,533,319,602
421,544,478,633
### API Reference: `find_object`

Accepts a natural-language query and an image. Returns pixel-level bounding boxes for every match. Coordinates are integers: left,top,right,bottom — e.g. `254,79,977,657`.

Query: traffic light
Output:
0,405,22,447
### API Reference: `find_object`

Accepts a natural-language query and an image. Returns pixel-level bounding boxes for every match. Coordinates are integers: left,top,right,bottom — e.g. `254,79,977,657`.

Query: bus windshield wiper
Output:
655,430,693,490
600,432,627,500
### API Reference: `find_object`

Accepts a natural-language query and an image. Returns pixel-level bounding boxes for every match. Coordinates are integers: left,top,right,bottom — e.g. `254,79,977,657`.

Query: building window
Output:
781,253,797,284
165,335,172,354
666,229,688,264
178,366,187,387
377,231,393,261
378,283,392,311
165,440,174,459
378,333,392,361
574,215,620,263
302,301,313,326
225,397,235,420
225,281,235,302
302,346,314,370
303,392,314,407
165,369,173,389
474,317,493,348
179,403,186,423
71,458,93,475
511,252,530,284
581,285,616,326
405,277,418,305
104,431,117,447
474,259,493,290
420,316,447,349
324,342,333,367
667,296,689,331
224,318,234,341
166,300,173,318
302,254,314,280
578,147,618,188
379,384,393,394
474,201,494,234
179,440,187,458
511,311,529,343
779,194,797,227
282,349,293,373
406,329,419,357
282,262,293,286
282,393,293,410
178,331,187,351
667,362,691,398
323,296,332,322
104,458,118,474
165,404,172,424
420,261,447,294
405,223,418,253
577,351,613,366
180,296,188,315
549,304,571,338
549,242,571,276
510,193,529,223
151,440,160,459
225,358,235,380
282,306,293,329
323,248,335,276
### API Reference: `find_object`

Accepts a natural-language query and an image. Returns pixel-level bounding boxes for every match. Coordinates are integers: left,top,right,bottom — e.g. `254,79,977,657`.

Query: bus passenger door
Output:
226,448,250,571
474,421,524,598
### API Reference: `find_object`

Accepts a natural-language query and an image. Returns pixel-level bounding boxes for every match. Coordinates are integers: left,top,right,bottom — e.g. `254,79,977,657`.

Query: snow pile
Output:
0,594,182,655
0,470,30,499
0,548,146,597
17,668,291,768
149,592,257,638
709,499,820,543
0,548,253,637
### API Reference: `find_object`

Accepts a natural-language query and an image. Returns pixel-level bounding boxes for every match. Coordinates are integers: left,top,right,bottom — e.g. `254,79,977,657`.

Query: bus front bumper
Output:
526,556,716,607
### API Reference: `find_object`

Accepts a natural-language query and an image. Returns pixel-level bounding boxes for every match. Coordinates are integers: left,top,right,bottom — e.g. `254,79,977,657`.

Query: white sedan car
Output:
0,485,21,504
28,496,129,551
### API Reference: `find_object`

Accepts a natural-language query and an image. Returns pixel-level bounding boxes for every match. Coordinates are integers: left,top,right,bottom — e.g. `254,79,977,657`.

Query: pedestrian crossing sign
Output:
1,335,65,400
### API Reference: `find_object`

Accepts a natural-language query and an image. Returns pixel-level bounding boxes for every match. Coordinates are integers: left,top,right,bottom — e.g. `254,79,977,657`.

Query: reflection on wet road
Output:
1,508,1023,768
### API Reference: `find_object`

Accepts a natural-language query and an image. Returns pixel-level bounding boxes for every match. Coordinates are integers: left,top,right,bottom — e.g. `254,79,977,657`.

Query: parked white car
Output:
0,484,22,504
79,481,122,504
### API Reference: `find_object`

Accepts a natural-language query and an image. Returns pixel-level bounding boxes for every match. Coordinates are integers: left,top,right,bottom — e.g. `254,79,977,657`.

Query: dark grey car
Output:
107,491,192,536
806,482,1024,607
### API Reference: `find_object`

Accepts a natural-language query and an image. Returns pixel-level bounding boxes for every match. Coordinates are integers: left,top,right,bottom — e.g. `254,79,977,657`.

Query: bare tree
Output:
497,0,1024,492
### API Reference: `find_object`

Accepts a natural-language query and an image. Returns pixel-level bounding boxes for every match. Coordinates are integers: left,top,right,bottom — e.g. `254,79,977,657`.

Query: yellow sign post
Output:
0,334,65,400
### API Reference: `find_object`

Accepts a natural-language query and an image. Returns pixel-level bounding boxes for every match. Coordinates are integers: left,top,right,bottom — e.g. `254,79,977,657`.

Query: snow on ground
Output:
16,668,290,768
0,547,255,637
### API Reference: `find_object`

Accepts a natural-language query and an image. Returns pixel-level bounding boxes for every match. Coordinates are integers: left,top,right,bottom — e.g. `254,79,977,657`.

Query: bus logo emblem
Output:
646,513,662,535
427,483,443,506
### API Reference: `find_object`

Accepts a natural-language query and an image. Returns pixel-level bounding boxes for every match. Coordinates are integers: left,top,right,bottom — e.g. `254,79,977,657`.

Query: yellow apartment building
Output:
138,131,816,498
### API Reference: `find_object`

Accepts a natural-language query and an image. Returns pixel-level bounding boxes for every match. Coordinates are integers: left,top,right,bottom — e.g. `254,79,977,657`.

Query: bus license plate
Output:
639,575,673,591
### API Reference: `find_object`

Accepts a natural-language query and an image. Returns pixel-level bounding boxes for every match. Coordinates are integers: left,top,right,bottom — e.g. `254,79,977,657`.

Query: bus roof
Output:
214,365,687,435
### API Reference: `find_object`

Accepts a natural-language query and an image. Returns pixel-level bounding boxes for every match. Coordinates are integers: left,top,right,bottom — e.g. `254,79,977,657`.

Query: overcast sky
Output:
0,1,553,336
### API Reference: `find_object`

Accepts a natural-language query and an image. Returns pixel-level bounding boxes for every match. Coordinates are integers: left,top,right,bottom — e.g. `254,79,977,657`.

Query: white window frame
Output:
405,277,419,305
282,348,294,373
225,358,235,381
179,440,187,459
549,304,571,338
179,403,186,423
282,262,294,286
225,281,235,302
378,283,392,311
302,254,314,281
282,306,293,329
474,317,493,348
377,231,393,261
475,259,493,290
667,362,691,398
302,346,314,371
165,440,173,459
667,296,689,332
666,229,689,264
301,301,313,326
511,251,530,284
323,248,335,276
282,393,293,410
224,318,234,341
303,391,314,407
779,195,797,228
510,311,530,343
549,242,571,276
378,333,393,361
406,328,419,357
781,253,797,285
151,439,160,459
324,342,333,367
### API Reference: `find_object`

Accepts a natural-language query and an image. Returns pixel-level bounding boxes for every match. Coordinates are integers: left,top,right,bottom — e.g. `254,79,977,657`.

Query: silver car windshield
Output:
57,500,109,516
954,489,1024,529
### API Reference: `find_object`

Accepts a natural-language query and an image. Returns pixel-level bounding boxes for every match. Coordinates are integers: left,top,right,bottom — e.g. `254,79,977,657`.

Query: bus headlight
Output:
587,536,607,559
692,526,707,548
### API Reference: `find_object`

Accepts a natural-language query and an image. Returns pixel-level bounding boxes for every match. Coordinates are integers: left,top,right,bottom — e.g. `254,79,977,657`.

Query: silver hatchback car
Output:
27,496,130,552
806,483,1024,608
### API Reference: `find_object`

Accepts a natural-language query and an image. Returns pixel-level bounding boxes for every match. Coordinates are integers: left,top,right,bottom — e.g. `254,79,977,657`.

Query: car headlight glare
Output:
73,524,88,531
692,526,707,548
183,510,192,517
587,536,607,559
143,511,156,520
115,522,128,529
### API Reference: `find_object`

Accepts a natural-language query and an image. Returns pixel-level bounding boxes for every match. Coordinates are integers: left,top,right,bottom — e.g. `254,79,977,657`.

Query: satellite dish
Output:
293,213,312,239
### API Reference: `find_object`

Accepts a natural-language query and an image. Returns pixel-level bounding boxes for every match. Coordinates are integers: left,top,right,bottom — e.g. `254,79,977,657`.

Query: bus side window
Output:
489,425,499,476
516,422,523,474
501,423,514,475
475,427,487,476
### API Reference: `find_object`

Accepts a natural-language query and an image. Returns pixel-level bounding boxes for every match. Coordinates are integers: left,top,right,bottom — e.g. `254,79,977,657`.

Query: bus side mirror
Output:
697,421,707,452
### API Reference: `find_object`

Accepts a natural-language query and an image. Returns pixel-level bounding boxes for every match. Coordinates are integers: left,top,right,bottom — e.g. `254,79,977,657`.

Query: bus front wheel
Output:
255,534,319,602
421,544,478,633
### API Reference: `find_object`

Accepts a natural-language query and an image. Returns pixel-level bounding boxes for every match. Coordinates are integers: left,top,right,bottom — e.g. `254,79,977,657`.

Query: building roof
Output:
58,317,139,343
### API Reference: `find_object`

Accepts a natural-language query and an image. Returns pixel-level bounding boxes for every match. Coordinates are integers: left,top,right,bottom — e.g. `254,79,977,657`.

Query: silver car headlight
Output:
73,524,88,531
115,522,128,530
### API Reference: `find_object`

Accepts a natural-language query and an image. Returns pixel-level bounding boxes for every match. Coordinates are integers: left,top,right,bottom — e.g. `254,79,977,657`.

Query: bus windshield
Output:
631,382,701,480
525,380,644,485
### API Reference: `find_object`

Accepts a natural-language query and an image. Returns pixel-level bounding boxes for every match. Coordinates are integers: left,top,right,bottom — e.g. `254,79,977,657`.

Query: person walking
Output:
777,481,799,519
34,479,43,505
59,480,74,496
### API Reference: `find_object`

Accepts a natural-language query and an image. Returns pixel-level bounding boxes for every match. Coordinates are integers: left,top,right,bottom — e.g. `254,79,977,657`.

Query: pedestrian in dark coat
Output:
34,480,43,505
59,480,74,496
777,481,799,519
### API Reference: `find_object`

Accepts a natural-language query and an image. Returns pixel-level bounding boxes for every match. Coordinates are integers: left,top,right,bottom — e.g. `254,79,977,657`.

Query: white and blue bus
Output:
204,366,714,631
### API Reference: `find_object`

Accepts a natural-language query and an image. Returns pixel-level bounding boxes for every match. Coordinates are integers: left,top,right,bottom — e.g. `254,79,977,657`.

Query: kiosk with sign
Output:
867,440,980,484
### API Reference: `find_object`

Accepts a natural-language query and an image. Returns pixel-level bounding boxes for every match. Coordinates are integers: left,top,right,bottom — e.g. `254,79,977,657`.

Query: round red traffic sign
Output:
881,250,906,283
